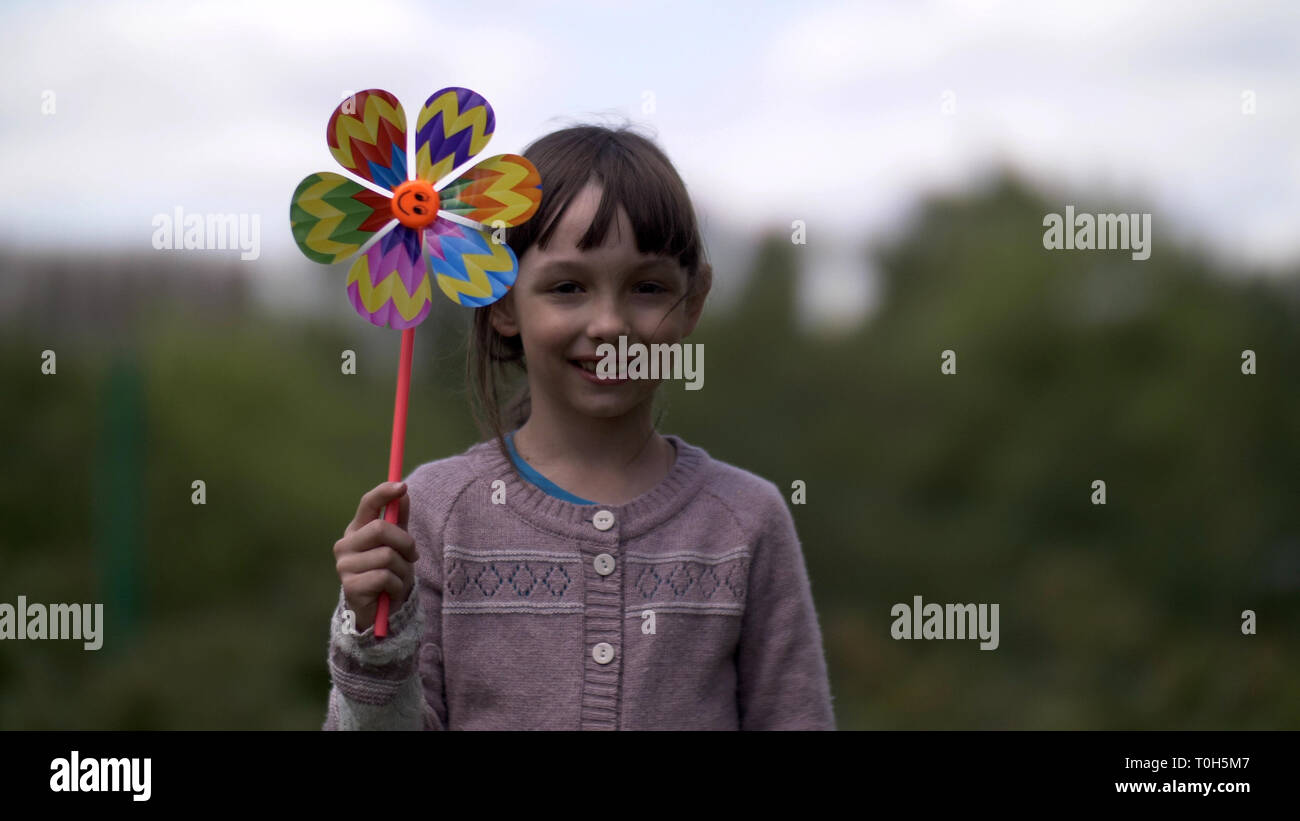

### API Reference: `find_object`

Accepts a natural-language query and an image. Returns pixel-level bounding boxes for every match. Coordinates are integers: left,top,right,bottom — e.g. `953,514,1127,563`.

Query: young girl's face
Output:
491,181,702,422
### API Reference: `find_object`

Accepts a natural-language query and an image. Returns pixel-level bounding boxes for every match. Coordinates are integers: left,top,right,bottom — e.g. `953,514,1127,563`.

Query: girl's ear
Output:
490,291,520,337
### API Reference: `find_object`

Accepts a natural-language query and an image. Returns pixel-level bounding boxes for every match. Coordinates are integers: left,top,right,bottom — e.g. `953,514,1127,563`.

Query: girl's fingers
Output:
350,519,416,563
397,486,410,531
337,481,417,618
344,568,407,602
336,544,413,585
333,518,415,564
347,482,407,535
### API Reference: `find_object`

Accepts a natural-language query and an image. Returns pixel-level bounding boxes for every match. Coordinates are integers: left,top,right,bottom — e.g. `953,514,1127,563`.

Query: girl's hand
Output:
334,481,416,633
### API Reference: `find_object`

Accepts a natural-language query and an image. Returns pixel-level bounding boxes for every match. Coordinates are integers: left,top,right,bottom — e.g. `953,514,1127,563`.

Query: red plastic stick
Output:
375,326,415,638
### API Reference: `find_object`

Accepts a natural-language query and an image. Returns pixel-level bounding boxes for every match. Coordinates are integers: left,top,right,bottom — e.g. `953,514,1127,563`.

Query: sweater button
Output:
592,642,615,664
594,553,615,576
592,510,615,531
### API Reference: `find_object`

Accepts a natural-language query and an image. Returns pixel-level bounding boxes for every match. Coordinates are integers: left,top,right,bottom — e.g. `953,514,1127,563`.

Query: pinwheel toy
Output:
290,87,542,637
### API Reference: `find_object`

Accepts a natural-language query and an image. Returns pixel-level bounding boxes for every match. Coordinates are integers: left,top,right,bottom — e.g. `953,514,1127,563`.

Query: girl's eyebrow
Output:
539,258,677,274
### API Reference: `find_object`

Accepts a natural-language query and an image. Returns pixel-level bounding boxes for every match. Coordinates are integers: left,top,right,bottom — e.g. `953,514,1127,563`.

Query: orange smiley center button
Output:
390,180,439,229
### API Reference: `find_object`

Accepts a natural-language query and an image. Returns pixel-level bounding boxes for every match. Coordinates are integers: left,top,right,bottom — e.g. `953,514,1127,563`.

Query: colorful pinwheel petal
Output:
328,90,408,192
347,225,432,329
290,172,393,264
425,219,519,308
437,153,542,227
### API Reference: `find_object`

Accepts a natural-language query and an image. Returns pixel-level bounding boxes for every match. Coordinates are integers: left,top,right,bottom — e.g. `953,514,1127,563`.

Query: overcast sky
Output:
2,0,1297,326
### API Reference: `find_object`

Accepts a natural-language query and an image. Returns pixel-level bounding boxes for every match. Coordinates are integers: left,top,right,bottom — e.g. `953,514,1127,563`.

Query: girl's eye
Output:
635,282,668,294
550,282,581,294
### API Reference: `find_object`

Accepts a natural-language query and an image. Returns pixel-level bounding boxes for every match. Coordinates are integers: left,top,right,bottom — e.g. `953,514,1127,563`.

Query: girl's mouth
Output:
569,359,629,384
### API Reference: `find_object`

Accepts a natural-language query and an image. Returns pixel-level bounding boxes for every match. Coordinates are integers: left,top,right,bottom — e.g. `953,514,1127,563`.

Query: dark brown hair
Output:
468,122,713,465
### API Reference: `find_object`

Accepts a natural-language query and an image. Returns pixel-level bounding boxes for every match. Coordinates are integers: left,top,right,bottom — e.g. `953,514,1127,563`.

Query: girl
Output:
324,124,835,730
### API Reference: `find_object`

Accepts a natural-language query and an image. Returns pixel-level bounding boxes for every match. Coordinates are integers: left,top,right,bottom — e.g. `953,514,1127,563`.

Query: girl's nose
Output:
586,295,632,342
